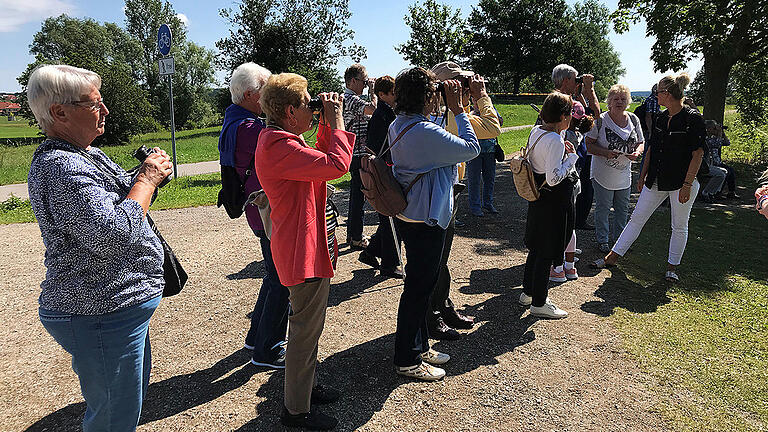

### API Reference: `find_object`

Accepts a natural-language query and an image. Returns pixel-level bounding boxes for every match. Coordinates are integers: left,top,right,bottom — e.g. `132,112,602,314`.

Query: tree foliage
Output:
216,0,365,95
124,0,217,129
612,0,768,123
466,0,623,96
17,15,153,145
395,0,469,69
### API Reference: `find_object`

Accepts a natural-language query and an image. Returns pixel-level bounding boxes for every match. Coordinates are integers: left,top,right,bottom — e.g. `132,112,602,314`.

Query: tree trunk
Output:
702,55,734,124
513,75,520,95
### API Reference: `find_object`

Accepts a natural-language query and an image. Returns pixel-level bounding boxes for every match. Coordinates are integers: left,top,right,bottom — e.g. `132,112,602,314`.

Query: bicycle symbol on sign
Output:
159,33,171,50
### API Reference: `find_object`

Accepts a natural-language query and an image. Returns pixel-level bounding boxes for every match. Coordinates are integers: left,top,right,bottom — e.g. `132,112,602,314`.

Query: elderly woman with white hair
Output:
27,64,171,431
585,84,644,252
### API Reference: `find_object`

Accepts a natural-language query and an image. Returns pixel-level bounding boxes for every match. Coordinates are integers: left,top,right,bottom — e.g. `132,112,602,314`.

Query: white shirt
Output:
527,126,578,187
587,112,644,190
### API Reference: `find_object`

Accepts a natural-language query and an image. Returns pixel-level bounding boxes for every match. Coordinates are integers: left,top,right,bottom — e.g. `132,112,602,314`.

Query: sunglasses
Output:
68,98,105,112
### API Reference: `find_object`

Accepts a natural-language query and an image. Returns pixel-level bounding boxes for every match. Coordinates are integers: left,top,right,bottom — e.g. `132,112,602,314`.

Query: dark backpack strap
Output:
378,120,422,158
403,173,426,195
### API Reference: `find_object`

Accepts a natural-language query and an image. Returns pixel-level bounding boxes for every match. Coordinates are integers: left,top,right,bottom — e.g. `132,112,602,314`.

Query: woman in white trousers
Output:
591,72,706,282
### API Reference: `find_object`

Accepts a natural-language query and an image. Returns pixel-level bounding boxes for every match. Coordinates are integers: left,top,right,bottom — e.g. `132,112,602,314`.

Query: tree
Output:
466,0,623,96
216,0,366,95
467,0,568,94
17,15,153,145
562,0,625,100
612,0,768,124
395,0,469,69
124,0,217,128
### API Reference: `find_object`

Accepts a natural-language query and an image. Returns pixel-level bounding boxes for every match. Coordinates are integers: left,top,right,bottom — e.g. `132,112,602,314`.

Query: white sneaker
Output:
530,300,568,319
396,361,445,381
420,348,450,365
519,292,533,306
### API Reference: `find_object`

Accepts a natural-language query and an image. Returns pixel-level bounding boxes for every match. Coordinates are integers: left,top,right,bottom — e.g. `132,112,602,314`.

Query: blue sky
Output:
0,0,702,93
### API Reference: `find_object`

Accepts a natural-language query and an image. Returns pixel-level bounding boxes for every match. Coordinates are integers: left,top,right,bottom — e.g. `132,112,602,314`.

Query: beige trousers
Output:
284,277,331,414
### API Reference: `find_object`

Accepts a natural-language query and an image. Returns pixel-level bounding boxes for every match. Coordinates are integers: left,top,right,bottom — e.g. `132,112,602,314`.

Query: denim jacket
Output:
390,113,480,228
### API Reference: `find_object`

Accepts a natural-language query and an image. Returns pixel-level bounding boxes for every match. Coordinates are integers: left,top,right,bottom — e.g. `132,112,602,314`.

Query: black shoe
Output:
453,219,466,228
281,407,338,430
428,317,461,340
379,266,404,279
442,307,474,330
311,384,341,405
575,223,595,230
357,250,379,269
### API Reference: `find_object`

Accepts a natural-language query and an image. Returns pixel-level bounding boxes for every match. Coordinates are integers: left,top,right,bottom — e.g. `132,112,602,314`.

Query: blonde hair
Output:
27,64,102,134
606,84,632,110
259,73,308,123
658,72,691,100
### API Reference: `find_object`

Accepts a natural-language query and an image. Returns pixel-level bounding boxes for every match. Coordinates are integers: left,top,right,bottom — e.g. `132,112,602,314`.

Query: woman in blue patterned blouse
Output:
26,64,172,432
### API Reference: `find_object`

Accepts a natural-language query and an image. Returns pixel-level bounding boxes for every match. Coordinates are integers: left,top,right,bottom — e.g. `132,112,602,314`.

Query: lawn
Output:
609,205,768,430
0,119,42,140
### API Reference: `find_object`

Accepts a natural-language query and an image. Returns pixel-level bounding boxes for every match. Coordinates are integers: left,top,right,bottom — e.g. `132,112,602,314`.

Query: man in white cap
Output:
427,61,501,340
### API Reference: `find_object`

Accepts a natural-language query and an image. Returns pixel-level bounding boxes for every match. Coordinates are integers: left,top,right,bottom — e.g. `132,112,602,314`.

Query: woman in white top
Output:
520,92,578,319
585,84,644,252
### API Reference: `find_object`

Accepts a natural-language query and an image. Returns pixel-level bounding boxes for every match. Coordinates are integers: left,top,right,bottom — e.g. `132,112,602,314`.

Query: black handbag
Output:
494,143,505,162
147,214,188,297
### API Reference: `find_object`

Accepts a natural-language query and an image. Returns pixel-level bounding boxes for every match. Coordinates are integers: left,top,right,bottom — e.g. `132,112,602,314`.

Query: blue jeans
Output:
245,231,290,362
592,179,630,245
39,295,161,432
465,152,496,213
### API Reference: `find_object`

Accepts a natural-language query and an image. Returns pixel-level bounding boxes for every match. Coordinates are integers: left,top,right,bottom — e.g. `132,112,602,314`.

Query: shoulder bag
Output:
509,130,548,202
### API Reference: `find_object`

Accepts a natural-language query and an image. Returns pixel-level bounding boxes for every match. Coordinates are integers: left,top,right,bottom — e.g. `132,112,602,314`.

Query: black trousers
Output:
429,217,456,317
523,250,555,307
393,220,446,367
347,156,365,242
575,155,593,227
719,163,736,192
364,212,400,269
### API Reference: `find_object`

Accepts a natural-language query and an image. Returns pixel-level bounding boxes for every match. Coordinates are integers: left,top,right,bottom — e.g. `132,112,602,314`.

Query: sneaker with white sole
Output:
565,267,578,280
549,266,567,282
396,361,445,381
519,292,532,306
530,300,568,319
420,348,450,365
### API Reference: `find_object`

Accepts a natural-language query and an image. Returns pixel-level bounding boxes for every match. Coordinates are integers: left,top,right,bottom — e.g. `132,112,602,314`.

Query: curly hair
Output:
260,73,307,123
394,67,438,115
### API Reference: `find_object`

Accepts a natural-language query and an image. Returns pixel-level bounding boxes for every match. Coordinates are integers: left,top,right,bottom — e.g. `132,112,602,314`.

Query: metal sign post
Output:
157,24,178,179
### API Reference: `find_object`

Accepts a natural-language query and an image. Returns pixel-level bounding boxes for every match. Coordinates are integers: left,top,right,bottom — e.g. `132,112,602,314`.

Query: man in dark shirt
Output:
357,76,403,278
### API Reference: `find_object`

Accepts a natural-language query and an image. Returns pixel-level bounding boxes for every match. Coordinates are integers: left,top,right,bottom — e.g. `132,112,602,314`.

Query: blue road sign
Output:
157,24,172,56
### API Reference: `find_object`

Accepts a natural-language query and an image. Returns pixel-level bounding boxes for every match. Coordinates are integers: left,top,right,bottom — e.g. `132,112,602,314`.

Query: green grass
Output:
0,195,35,224
607,206,768,431
494,104,540,127
0,119,41,139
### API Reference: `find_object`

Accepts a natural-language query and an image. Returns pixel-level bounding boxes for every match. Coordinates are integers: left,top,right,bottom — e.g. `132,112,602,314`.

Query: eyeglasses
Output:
67,98,105,112
658,89,671,95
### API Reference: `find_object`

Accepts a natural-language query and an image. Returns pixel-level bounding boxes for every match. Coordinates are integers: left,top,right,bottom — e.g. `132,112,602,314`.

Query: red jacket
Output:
254,124,354,287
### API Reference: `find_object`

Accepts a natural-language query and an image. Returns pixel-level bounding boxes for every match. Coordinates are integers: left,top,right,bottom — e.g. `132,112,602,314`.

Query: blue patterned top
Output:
28,138,164,315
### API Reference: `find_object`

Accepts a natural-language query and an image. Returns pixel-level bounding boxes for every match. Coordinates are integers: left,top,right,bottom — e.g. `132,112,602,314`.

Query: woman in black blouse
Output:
592,73,705,282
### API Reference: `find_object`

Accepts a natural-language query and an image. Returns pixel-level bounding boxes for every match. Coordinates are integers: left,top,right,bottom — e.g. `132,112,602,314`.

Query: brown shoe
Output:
428,317,460,340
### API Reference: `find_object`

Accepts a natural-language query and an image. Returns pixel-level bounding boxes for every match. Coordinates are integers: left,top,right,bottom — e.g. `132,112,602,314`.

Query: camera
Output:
308,98,324,114
133,145,170,187
575,75,597,84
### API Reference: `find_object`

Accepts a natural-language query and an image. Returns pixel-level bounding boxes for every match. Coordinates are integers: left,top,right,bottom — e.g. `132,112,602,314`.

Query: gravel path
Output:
1,168,666,431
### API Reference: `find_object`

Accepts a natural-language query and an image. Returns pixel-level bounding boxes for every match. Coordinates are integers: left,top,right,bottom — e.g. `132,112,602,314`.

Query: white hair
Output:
552,64,578,89
27,64,101,134
229,62,272,104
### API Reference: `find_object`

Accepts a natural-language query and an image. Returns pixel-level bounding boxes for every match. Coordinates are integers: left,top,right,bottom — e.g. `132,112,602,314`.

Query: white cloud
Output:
0,0,75,32
176,13,189,27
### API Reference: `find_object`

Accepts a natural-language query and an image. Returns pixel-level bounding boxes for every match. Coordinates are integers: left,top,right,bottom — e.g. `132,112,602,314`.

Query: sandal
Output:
590,258,614,269
665,270,679,282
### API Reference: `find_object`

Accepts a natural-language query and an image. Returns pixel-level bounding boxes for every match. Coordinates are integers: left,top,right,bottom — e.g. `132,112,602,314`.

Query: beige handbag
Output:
509,131,548,201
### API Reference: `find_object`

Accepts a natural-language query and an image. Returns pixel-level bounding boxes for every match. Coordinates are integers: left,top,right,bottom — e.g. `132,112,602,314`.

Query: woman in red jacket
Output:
255,73,354,431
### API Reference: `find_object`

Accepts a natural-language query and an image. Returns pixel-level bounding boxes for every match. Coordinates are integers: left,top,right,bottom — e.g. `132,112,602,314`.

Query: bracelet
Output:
759,195,768,209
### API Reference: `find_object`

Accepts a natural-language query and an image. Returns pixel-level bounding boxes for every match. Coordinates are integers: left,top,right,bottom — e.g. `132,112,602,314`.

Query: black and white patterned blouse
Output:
28,138,164,315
